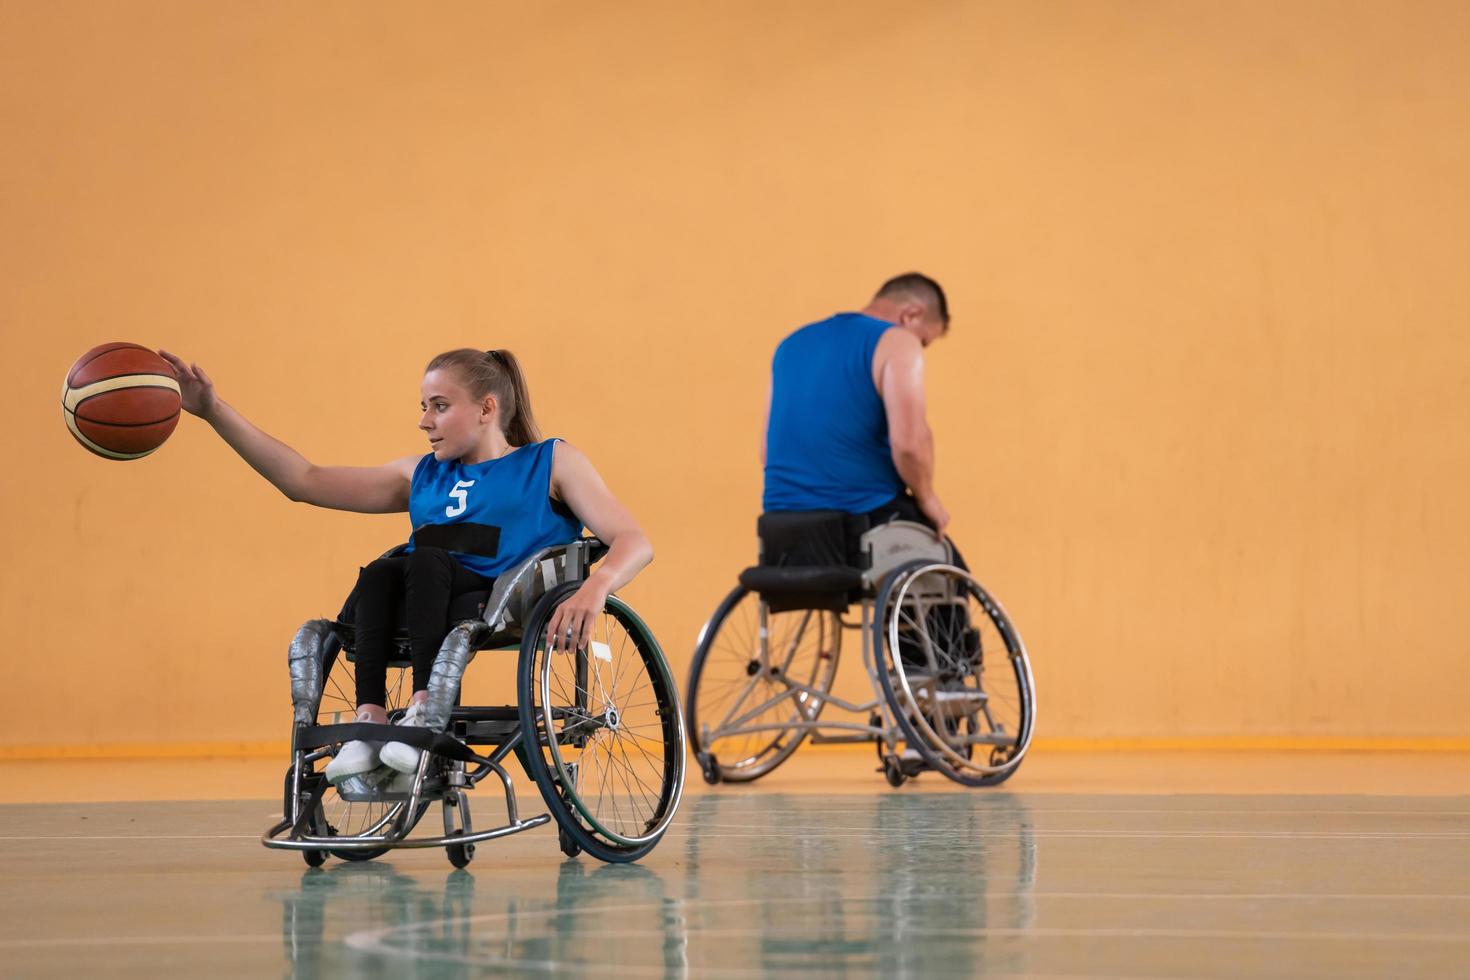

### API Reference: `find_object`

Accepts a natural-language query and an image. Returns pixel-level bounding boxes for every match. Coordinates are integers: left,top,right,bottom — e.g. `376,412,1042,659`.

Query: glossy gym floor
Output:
2,750,1468,978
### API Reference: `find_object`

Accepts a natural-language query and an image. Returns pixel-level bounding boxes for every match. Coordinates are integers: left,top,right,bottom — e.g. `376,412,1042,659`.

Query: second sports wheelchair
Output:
685,512,1035,787
263,538,686,867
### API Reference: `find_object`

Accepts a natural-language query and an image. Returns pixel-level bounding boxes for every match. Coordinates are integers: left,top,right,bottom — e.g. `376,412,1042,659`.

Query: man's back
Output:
763,312,905,513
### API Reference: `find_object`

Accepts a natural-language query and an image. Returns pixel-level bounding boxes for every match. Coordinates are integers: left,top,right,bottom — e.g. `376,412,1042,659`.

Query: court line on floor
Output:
0,934,281,949
3,827,1467,842
7,891,1468,955
686,805,1470,816
665,825,1470,839
0,834,259,841
342,896,1470,971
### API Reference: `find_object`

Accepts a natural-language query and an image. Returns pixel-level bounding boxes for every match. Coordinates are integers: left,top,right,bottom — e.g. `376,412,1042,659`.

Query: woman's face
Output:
419,368,493,461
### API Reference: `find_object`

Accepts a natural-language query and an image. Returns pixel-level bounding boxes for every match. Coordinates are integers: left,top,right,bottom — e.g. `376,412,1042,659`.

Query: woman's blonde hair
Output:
425,348,540,446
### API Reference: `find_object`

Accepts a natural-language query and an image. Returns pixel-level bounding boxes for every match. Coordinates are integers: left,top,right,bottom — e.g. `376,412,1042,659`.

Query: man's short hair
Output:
875,272,949,326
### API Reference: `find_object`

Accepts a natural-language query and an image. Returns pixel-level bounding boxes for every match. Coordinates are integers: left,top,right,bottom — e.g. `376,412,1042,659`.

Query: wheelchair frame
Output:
687,520,1035,787
263,538,686,866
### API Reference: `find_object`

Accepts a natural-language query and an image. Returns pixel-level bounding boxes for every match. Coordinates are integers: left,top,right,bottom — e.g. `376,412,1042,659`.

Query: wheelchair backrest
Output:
755,511,870,569
480,537,606,637
859,520,952,590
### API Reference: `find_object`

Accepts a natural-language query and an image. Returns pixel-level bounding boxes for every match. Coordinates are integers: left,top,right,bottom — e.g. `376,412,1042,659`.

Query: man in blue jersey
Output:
763,272,960,560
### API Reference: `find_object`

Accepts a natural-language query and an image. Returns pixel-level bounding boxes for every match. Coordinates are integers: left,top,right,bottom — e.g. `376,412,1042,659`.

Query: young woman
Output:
158,347,654,784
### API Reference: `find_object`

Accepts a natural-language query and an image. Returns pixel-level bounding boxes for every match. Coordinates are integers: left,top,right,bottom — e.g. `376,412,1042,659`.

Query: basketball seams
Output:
64,342,152,386
72,414,177,456
67,346,175,390
68,371,180,387
62,411,156,460
67,407,182,429
68,388,182,426
61,373,181,415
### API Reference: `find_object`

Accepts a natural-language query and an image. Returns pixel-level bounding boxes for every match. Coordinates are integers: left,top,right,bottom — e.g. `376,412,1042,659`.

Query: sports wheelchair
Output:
685,512,1035,787
262,538,686,867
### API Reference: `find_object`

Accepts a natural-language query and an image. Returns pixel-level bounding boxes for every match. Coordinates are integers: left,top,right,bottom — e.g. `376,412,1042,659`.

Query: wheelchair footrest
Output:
296,722,486,766
455,720,521,743
450,705,520,723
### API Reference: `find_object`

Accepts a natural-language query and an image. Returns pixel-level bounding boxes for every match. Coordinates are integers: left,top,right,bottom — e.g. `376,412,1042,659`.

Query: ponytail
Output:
424,347,542,446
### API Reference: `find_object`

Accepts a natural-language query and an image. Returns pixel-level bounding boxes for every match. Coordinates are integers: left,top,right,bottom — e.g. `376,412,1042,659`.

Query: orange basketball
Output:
62,343,182,460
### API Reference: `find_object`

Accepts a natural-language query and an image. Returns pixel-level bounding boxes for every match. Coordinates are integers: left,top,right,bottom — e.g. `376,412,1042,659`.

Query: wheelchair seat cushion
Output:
739,564,864,594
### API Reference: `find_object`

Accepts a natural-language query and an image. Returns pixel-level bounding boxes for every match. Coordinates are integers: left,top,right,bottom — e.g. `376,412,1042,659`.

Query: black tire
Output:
283,768,331,866
882,756,907,788
873,561,1035,787
518,583,686,864
446,831,474,869
559,824,582,858
685,585,840,783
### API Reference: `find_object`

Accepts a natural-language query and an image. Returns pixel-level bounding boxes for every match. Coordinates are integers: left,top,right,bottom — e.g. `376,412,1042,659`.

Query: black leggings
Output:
350,547,494,707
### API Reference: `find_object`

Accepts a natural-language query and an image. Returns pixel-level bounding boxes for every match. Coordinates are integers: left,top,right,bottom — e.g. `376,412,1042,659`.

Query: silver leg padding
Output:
288,619,334,727
421,621,487,732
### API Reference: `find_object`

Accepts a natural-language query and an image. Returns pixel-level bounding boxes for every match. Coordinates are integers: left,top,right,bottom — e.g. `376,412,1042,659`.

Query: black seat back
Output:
739,511,870,612
756,511,870,568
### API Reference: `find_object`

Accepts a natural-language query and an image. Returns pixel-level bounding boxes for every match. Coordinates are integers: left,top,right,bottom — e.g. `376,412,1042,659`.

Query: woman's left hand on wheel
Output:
546,578,610,652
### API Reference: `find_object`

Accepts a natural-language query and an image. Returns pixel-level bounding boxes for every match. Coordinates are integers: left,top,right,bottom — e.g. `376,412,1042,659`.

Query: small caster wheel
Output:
883,756,907,788
697,752,722,785
447,831,474,869
558,823,582,858
302,849,327,868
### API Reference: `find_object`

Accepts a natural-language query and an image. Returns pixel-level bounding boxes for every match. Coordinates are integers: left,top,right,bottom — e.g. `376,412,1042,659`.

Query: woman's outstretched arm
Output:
160,350,415,514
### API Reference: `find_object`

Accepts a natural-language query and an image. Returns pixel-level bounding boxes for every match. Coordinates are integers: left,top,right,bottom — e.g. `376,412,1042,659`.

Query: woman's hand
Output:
545,576,611,653
158,350,218,419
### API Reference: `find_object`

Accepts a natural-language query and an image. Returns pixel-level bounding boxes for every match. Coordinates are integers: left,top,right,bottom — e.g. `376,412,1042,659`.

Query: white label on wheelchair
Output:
591,641,612,663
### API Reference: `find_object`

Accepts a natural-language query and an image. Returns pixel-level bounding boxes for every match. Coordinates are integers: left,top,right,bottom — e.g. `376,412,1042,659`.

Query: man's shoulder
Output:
779,312,892,349
871,324,921,371
876,326,921,354
782,314,841,342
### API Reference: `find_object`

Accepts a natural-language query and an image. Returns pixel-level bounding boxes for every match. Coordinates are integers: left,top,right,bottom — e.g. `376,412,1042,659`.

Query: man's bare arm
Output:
875,330,949,535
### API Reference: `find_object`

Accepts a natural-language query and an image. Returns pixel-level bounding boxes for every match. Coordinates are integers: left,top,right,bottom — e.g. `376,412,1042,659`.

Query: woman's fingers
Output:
578,608,596,650
564,608,587,651
157,349,189,379
545,600,602,652
547,607,580,652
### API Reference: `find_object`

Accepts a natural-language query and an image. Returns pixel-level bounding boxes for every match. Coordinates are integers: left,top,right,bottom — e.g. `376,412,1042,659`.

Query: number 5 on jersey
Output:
446,479,475,518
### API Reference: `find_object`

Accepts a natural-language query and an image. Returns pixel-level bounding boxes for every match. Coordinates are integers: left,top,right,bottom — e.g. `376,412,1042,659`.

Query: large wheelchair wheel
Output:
302,634,429,861
873,561,1035,786
518,583,686,863
685,585,841,783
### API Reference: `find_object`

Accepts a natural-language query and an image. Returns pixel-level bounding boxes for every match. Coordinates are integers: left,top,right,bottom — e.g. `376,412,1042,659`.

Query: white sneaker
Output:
380,700,432,774
324,710,384,785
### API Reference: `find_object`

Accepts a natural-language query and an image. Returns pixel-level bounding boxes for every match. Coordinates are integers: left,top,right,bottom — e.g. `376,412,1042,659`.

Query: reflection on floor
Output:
1,787,1468,977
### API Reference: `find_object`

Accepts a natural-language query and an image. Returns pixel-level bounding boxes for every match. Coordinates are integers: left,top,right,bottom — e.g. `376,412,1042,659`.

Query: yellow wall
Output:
2,1,1468,753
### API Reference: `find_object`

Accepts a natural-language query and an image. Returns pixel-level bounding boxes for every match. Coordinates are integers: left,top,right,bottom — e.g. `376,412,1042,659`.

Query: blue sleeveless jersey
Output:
763,312,906,513
405,438,583,578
